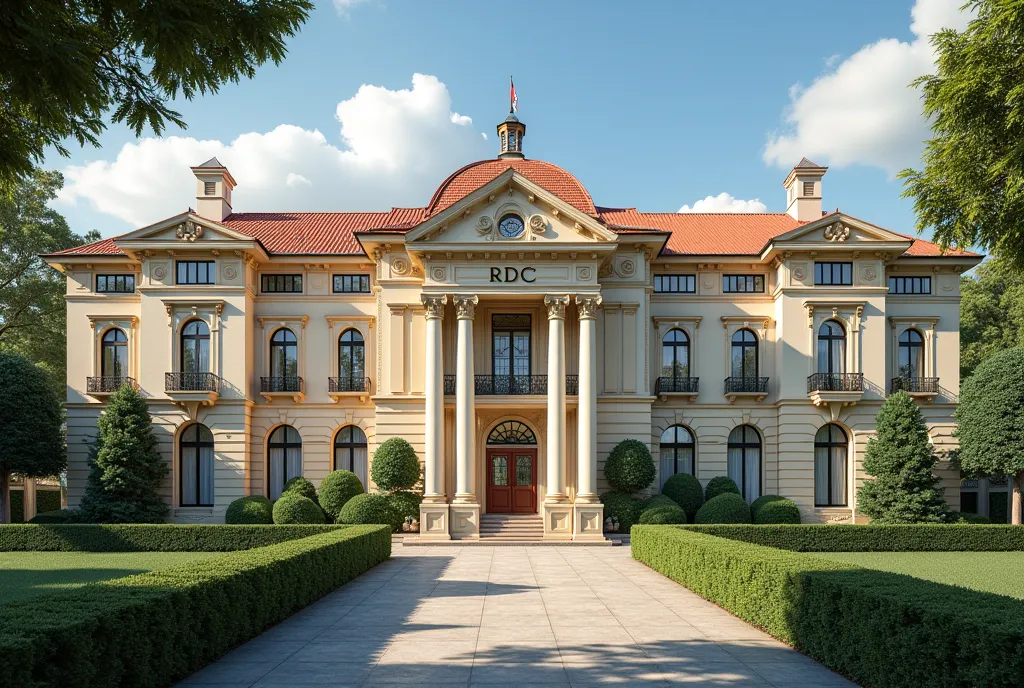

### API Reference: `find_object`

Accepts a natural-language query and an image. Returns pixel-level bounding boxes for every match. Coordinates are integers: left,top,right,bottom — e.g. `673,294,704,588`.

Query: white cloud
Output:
679,193,767,214
333,0,371,17
57,74,490,229
763,0,974,175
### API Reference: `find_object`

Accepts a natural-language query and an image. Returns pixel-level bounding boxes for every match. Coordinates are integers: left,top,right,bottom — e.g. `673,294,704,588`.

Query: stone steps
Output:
480,514,544,540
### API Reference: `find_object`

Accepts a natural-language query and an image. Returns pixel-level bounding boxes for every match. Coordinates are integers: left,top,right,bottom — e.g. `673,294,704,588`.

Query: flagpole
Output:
509,75,513,113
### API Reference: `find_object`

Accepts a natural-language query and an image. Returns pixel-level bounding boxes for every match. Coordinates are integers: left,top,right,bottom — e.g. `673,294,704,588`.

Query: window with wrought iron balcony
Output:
165,319,222,403
889,328,938,398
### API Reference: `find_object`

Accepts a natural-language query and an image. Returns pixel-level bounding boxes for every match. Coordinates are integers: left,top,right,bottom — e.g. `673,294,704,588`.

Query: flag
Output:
510,77,518,112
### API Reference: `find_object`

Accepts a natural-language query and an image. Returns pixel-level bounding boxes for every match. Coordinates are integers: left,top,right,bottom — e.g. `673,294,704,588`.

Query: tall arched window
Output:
730,329,758,378
661,329,690,381
815,424,848,507
268,425,302,499
334,425,368,487
817,320,846,374
338,329,365,390
101,328,128,378
181,320,210,373
727,425,761,502
180,423,214,507
898,329,925,378
270,328,298,378
659,425,695,489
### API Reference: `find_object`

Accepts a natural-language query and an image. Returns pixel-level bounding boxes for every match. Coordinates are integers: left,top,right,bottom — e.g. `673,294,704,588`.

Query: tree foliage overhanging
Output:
959,254,1024,379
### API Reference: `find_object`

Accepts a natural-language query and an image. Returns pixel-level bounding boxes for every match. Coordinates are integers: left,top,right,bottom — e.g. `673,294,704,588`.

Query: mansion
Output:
44,112,980,538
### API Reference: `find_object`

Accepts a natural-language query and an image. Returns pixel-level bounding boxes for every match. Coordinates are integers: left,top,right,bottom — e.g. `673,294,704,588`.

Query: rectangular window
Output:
888,276,932,294
814,262,853,286
333,274,370,293
654,274,696,293
176,261,216,285
261,274,303,293
96,274,135,293
722,274,765,293
803,181,815,196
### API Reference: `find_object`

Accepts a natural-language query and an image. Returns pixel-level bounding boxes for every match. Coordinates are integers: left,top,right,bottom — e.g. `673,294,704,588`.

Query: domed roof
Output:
427,159,596,216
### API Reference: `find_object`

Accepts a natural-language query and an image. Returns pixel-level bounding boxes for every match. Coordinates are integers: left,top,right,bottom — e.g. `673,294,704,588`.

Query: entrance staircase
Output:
479,514,544,541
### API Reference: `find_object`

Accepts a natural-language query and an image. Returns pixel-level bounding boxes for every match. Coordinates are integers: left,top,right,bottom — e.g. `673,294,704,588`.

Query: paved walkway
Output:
179,543,856,687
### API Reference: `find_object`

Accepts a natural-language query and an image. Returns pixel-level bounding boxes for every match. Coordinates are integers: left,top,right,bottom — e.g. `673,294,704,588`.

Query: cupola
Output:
497,112,526,159
191,156,236,222
783,157,827,222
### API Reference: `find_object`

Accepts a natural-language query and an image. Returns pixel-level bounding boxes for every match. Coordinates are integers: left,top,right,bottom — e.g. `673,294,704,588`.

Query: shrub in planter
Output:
704,476,741,502
662,473,703,520
282,477,318,503
754,498,801,524
750,495,786,520
638,504,688,524
225,496,274,524
318,470,364,522
600,491,645,532
604,439,656,493
370,438,421,492
694,493,752,524
389,491,422,523
339,493,403,532
272,494,325,524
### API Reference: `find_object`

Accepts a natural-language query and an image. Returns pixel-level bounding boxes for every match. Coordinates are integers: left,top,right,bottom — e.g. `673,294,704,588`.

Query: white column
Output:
454,295,479,504
422,295,446,503
576,295,601,502
545,295,569,503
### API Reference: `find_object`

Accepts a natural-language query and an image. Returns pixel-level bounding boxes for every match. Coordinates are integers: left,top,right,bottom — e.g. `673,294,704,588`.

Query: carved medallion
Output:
391,257,411,277
529,214,546,235
617,258,636,277
475,216,493,236
578,266,592,281
861,265,877,282
431,266,446,282
223,265,238,280
152,265,167,280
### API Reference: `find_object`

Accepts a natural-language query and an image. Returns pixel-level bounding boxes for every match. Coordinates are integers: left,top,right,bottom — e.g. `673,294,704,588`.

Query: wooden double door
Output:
486,448,537,514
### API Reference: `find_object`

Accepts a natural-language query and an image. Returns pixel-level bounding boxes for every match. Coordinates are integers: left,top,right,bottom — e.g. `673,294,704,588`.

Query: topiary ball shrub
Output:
694,493,752,524
389,491,422,523
750,494,786,521
754,498,801,524
662,473,703,521
604,439,656,493
371,438,421,493
318,470,365,522
600,491,645,532
225,495,274,524
282,477,318,503
638,504,688,525
339,493,403,532
642,494,678,512
704,476,741,502
272,494,325,524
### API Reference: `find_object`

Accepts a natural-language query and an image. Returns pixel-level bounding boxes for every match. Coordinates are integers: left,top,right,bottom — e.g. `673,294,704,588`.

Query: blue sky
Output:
50,0,972,240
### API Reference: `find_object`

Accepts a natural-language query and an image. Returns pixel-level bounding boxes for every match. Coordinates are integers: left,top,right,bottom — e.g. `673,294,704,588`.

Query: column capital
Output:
454,295,479,320
421,294,447,319
544,294,570,320
575,294,603,320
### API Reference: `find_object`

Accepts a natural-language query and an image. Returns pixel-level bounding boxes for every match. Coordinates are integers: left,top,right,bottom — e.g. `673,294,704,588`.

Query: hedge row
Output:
676,523,1024,551
0,524,351,552
0,525,391,688
632,526,1024,688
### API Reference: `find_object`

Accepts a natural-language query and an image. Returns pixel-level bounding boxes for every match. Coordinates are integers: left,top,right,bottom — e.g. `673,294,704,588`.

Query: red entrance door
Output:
487,448,537,514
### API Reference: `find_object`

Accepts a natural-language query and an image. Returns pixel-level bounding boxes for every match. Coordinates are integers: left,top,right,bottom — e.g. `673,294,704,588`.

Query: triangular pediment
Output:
769,213,912,252
114,212,264,254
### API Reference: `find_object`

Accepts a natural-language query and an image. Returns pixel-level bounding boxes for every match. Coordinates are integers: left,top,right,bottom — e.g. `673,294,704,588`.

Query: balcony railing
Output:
87,376,137,394
890,376,939,394
807,373,864,394
442,374,579,396
444,374,456,395
329,376,371,393
261,376,303,394
656,376,699,394
724,377,770,394
165,372,222,393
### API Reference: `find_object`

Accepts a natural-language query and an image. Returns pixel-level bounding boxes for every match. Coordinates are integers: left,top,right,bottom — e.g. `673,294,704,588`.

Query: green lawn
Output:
811,551,1024,600
0,551,225,604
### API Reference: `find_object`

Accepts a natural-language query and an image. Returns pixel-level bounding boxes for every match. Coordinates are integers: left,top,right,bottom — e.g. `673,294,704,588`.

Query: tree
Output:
956,348,1024,524
0,0,312,192
900,1,1024,265
857,392,949,523
0,169,99,383
79,385,168,523
0,352,65,523
959,254,1024,378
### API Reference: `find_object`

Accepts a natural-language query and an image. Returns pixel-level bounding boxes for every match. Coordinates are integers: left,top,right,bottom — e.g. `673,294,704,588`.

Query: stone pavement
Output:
178,543,857,687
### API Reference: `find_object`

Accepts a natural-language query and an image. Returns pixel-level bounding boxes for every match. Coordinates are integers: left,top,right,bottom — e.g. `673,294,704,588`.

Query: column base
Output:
418,503,451,540
542,503,574,540
573,502,605,540
449,503,481,539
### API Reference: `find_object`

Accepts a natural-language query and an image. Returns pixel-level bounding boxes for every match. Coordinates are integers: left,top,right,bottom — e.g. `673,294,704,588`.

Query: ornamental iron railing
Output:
807,372,864,394
165,372,221,393
442,374,579,395
87,376,137,394
329,376,370,393
724,376,770,394
889,376,939,394
656,376,699,394
261,376,304,393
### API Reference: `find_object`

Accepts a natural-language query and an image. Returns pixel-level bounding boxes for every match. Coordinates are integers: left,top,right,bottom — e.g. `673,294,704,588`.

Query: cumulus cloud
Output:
57,74,490,229
333,0,372,17
679,193,768,213
762,0,974,175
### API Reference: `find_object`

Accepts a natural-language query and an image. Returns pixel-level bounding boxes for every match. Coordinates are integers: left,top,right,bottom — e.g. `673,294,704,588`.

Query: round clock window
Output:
498,214,525,238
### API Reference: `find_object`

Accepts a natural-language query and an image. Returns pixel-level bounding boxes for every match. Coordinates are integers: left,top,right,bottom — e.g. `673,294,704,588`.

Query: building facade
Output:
44,114,980,538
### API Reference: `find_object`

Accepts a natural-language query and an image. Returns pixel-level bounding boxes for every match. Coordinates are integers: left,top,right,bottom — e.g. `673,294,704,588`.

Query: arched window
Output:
181,320,210,373
268,425,302,499
817,320,846,374
180,423,214,507
815,424,848,507
334,425,368,488
730,329,758,378
727,425,761,502
270,328,298,378
898,329,925,378
487,421,537,445
101,328,128,378
659,425,695,489
661,329,690,381
338,329,365,390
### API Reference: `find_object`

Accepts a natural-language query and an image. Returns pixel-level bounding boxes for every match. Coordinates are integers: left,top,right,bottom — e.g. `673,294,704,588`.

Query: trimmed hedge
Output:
339,493,403,532
318,470,364,522
638,504,688,524
754,499,801,525
662,473,703,520
694,493,752,524
676,524,1024,551
600,491,645,532
604,439,656,493
704,475,740,501
282,477,318,503
272,495,325,524
0,525,390,688
632,526,1024,688
225,496,274,525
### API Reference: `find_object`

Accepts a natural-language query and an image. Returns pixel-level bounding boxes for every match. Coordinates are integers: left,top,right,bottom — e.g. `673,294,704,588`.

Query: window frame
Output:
816,320,847,374
727,425,762,502
338,328,365,388
888,276,932,295
722,274,765,293
100,328,128,378
661,329,690,380
332,274,370,293
261,274,303,294
654,274,697,293
492,313,532,378
180,319,211,373
269,328,298,379
730,328,759,378
814,424,848,507
659,425,696,479
179,423,214,508
176,260,216,285
95,274,136,294
898,328,925,378
334,425,368,473
814,262,853,286
267,425,302,499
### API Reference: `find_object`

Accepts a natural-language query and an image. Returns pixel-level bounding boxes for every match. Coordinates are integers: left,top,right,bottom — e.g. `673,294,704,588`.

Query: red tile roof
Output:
222,209,426,254
427,159,596,215
48,236,125,256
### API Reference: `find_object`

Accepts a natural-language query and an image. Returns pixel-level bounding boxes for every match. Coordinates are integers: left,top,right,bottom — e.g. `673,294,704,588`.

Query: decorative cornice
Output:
544,294,569,319
575,295,602,319
258,314,309,329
